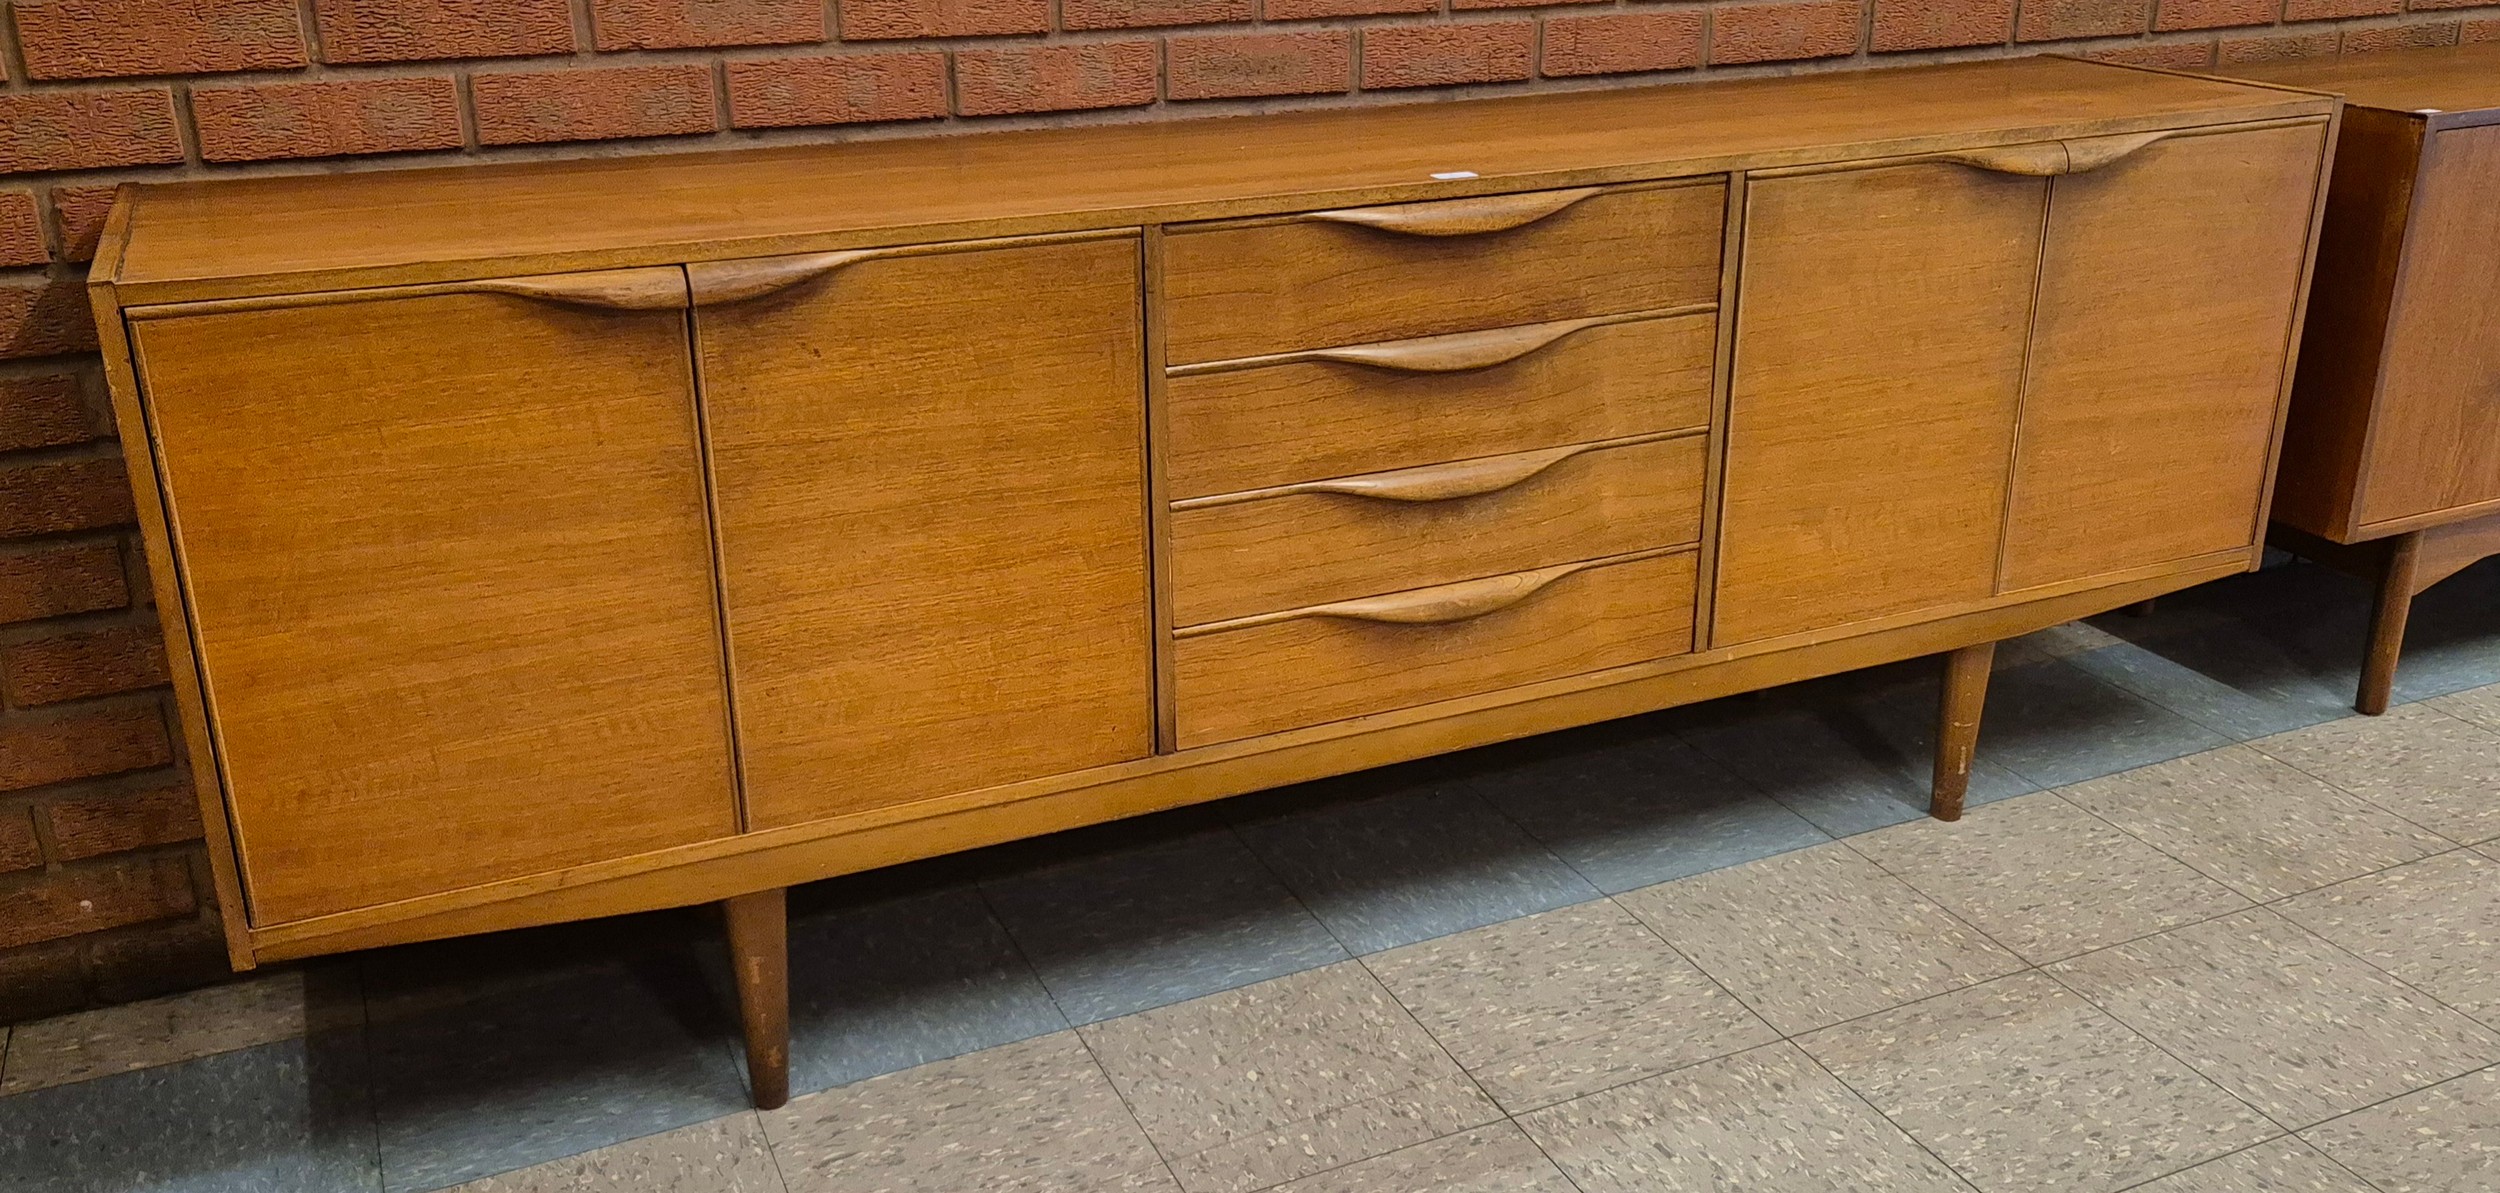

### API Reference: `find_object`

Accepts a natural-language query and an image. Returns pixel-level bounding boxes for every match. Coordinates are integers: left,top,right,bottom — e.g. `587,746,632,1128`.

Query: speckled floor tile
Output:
0,965,359,1095
1964,656,2232,789
1267,1124,1577,1193
1676,691,2034,839
1516,1042,1970,1193
2302,1065,2500,1193
2427,682,2500,734
981,827,1348,1024
2060,746,2449,901
1799,971,2273,1193
1230,786,1598,955
1848,793,2251,963
1077,962,1496,1193
1615,842,2022,1034
2253,705,2500,844
2066,639,2351,741
777,883,1065,1094
369,954,751,1193
2127,1138,2375,1193
1364,900,1775,1111
0,1035,378,1193
1461,725,1833,894
2048,910,2500,1128
763,1031,1164,1193
445,1113,784,1192
2279,852,2500,1027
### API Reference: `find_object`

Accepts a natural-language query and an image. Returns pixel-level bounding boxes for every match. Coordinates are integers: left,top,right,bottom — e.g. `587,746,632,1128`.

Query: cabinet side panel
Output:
2001,121,2327,588
1714,161,2042,645
700,237,1155,829
2355,124,2500,531
133,291,741,925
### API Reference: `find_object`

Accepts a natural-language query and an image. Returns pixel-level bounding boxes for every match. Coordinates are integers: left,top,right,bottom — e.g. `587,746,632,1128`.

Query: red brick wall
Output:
1,0,2492,1019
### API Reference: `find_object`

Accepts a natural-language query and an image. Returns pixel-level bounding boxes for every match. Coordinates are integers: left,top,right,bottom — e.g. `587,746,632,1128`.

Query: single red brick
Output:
48,187,118,264
2343,19,2456,47
592,0,824,48
0,806,38,872
472,64,721,146
1455,0,1605,11
44,782,201,861
89,908,232,1001
2018,0,2152,37
191,77,464,163
1265,0,1435,18
315,0,576,62
2411,0,2491,12
726,52,949,127
2219,28,2338,57
0,457,135,537
0,704,171,794
1064,0,1253,28
0,374,98,451
1541,9,1705,73
1875,0,2015,49
2465,16,2500,40
0,542,128,624
0,275,100,360
0,193,46,268
1168,30,1352,99
2157,0,2279,30
1712,0,1865,62
0,939,86,1021
3,623,169,707
954,41,1160,117
0,89,183,173
1362,20,1535,88
14,0,305,79
2084,38,2218,65
0,854,195,949
838,0,1050,38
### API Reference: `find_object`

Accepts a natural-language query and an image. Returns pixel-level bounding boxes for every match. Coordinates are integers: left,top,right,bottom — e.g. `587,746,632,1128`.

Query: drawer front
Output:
1173,549,1698,749
1163,182,1726,365
1172,433,1706,627
1168,311,1716,501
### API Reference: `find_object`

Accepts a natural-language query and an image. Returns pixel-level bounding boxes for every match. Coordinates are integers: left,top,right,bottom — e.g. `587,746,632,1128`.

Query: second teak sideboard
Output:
87,55,2337,1109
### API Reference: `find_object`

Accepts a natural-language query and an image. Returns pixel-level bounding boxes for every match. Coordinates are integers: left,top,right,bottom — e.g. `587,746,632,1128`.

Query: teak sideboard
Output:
88,56,2336,1109
2220,44,2500,715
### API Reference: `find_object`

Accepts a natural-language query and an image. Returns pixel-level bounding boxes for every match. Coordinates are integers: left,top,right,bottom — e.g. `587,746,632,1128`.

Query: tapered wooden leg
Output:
2358,531,2423,717
1930,641,1996,822
2124,598,2158,617
722,888,789,1111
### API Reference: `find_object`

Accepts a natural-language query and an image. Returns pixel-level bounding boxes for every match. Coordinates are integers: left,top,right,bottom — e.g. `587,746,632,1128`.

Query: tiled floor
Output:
10,558,2500,1192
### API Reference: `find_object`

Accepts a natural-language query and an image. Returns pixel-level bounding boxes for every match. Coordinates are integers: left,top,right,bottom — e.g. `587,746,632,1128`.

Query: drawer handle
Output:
1304,187,1605,237
1938,130,2174,177
468,268,690,311
1167,308,1715,378
1175,439,1646,511
1295,560,1598,627
688,250,878,306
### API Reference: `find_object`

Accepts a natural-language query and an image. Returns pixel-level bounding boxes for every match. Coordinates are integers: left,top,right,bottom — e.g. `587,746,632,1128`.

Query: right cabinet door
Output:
2000,122,2326,590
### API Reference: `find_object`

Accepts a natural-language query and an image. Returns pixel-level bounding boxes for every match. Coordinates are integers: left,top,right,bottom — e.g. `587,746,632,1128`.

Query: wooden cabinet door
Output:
1715,161,2046,645
2357,124,2500,530
2001,122,2325,588
131,272,739,925
695,236,1152,829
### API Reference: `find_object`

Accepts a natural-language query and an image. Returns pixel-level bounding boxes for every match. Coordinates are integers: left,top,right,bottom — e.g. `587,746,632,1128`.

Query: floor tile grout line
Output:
2098,1130,2298,1193
2029,963,2303,1138
740,1106,800,1193
1791,1042,1989,1193
2278,1056,2500,1193
2236,730,2489,850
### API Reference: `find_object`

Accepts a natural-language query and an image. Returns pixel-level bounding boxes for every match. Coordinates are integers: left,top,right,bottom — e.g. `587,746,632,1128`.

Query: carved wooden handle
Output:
1297,561,1594,626
1304,187,1605,237
1171,315,1620,378
1178,442,1599,511
470,268,689,310
1938,130,2175,177
688,250,880,306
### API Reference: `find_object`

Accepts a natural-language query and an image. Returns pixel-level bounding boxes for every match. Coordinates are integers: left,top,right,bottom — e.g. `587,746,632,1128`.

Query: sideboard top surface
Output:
2225,43,2500,120
100,55,2323,302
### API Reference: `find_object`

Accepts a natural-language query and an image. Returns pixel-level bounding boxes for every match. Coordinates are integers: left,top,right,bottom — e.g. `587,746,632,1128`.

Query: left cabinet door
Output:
131,272,741,926
694,235,1153,829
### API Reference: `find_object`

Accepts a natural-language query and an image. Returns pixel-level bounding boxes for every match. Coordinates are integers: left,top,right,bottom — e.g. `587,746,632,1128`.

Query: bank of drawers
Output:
1162,180,1729,749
